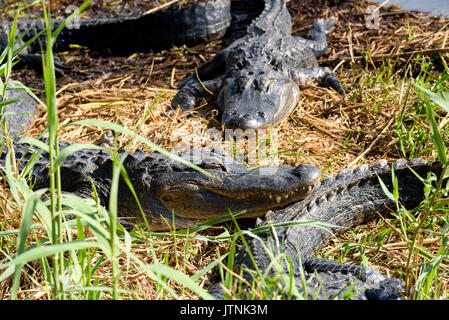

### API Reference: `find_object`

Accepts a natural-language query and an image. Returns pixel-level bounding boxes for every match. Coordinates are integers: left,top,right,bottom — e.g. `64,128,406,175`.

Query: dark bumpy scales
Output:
172,0,345,129
0,0,440,300
1,135,443,299
0,0,231,74
0,140,321,231
46,0,231,52
221,158,443,300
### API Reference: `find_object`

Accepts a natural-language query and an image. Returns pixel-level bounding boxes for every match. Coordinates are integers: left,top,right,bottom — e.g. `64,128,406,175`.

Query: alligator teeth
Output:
276,196,282,203
268,194,273,199
284,194,289,200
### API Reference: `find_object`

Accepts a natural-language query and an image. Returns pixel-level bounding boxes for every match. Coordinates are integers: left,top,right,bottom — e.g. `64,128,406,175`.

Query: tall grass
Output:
0,0,215,300
406,83,449,299
0,1,448,301
325,54,449,299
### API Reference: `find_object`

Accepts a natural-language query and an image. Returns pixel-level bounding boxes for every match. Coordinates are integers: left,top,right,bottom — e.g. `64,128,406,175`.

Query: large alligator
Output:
172,0,345,129
0,138,321,231
0,132,443,299
214,157,444,300
0,0,231,133
0,82,442,299
0,0,231,75
0,0,442,300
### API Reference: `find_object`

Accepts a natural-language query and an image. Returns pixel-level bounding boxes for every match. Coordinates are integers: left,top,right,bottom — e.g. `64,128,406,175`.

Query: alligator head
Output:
218,64,300,129
128,149,320,230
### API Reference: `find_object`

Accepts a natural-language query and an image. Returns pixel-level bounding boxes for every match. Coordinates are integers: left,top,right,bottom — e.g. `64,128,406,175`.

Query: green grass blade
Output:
10,189,46,299
142,264,214,300
414,84,449,113
4,240,101,269
54,143,104,167
424,99,447,164
16,136,50,152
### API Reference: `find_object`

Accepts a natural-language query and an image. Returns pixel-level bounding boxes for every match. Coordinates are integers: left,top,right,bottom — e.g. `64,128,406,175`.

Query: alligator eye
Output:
161,195,173,202
236,60,246,70
256,76,270,90
238,76,249,90
202,163,226,171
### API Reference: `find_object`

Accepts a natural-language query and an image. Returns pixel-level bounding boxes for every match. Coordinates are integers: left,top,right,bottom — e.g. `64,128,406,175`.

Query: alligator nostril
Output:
239,76,249,89
258,111,266,119
243,114,251,119
256,76,270,90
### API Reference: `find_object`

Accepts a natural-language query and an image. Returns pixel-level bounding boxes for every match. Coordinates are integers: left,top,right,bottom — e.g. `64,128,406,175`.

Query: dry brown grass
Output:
1,0,449,299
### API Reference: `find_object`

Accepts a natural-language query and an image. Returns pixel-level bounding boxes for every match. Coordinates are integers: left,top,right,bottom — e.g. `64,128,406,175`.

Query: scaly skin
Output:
222,158,443,300
0,0,231,75
0,140,321,230
1,91,442,299
172,0,345,129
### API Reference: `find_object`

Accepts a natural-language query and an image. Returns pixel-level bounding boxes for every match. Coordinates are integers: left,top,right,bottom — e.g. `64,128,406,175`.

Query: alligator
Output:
0,84,442,299
0,0,231,75
172,0,345,129
211,157,444,300
0,139,321,231
1,130,443,299
0,0,441,300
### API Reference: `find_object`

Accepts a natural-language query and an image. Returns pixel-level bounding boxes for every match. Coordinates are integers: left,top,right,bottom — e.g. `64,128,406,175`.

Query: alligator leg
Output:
290,66,345,94
177,48,230,90
171,77,225,111
171,47,231,110
294,18,336,57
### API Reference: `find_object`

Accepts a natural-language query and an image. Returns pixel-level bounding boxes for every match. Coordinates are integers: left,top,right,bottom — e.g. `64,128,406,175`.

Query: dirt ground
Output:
1,0,449,298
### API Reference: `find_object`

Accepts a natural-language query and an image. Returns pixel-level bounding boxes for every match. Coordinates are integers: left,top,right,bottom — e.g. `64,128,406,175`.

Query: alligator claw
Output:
171,89,199,111
53,55,72,77
324,73,345,95
94,130,116,148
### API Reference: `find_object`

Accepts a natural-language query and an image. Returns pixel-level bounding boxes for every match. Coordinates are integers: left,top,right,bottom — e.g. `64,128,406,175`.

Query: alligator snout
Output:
222,111,268,129
221,76,300,129
292,164,322,186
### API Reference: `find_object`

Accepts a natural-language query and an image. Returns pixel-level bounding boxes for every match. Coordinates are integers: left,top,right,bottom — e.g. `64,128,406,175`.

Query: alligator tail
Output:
8,0,231,53
247,0,291,36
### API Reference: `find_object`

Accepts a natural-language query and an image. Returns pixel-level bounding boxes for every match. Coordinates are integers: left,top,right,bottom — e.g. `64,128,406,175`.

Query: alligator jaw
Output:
155,163,321,221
